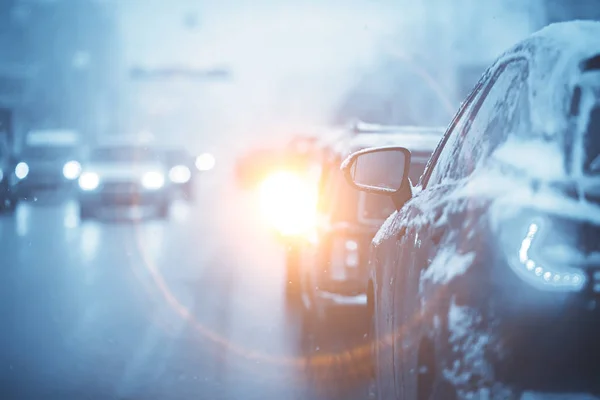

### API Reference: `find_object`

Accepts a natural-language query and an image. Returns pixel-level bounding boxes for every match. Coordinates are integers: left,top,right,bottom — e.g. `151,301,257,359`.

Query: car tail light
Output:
500,213,589,292
330,238,360,281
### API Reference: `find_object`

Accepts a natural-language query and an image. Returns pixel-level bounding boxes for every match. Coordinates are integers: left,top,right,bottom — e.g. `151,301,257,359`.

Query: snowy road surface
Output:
0,174,370,400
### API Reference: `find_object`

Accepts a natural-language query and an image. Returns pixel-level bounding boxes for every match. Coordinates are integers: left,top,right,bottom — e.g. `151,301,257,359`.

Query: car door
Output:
394,58,531,398
390,81,484,398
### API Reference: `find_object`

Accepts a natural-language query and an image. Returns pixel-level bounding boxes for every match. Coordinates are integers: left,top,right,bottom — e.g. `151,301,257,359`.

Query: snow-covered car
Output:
163,147,196,201
0,138,18,212
295,126,444,340
14,129,82,198
77,143,171,220
342,21,600,399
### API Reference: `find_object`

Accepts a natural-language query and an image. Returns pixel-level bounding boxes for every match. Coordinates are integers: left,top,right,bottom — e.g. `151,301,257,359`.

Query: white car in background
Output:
77,142,171,220
15,129,82,198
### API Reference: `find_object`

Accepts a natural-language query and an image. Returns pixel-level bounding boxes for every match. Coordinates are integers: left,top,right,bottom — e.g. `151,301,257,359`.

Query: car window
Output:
91,147,161,162
456,61,529,177
426,59,528,185
425,96,480,187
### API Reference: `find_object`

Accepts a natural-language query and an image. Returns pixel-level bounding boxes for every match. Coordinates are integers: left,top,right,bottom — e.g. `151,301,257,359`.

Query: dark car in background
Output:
342,21,600,400
0,138,18,212
14,129,82,199
295,125,443,341
78,142,171,220
164,147,196,201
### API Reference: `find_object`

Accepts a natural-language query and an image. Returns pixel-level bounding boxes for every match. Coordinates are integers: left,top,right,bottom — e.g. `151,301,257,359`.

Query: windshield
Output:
90,146,161,163
20,146,76,160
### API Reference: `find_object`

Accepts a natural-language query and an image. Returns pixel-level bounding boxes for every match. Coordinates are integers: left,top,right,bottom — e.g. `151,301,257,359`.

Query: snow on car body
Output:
77,140,171,220
297,125,443,337
342,21,600,399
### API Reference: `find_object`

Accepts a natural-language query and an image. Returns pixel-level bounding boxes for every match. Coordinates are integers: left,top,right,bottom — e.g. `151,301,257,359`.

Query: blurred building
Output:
0,0,121,150
542,0,600,23
334,0,542,127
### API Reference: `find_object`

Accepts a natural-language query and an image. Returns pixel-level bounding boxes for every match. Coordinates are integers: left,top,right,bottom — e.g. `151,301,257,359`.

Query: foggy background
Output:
1,0,599,157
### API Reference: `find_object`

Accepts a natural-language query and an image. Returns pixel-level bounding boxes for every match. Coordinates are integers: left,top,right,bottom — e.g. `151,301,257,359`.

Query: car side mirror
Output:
341,146,413,209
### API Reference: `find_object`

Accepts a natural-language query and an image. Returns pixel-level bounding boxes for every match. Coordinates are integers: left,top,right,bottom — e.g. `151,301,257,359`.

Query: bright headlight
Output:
15,162,29,179
142,171,165,189
63,160,82,180
78,172,99,190
257,170,318,237
501,216,587,292
195,153,216,171
79,172,100,190
168,165,191,183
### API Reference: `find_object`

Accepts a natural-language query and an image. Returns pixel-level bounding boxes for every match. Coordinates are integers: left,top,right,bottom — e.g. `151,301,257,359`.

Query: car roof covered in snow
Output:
484,20,600,139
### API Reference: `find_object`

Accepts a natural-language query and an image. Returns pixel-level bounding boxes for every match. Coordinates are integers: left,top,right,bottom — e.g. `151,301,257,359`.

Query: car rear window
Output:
21,146,75,160
91,147,161,163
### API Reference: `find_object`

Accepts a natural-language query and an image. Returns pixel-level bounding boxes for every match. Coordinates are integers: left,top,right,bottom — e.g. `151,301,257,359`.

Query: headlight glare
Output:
142,171,165,189
63,160,82,180
15,162,29,179
195,153,216,171
168,165,191,183
79,172,99,190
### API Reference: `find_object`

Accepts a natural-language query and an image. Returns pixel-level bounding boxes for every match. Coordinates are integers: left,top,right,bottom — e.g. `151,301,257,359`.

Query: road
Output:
0,171,371,400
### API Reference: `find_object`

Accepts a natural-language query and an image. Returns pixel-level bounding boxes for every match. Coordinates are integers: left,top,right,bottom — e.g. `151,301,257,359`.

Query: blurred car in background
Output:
294,125,444,340
77,141,171,220
0,138,18,212
163,147,196,201
15,129,82,199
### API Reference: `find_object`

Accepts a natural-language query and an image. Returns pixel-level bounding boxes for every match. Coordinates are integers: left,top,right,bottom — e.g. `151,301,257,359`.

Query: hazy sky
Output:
116,0,540,154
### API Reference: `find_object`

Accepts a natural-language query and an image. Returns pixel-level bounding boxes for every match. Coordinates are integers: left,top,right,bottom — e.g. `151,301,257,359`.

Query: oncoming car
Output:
14,129,82,198
78,143,170,220
342,21,600,399
296,125,443,340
